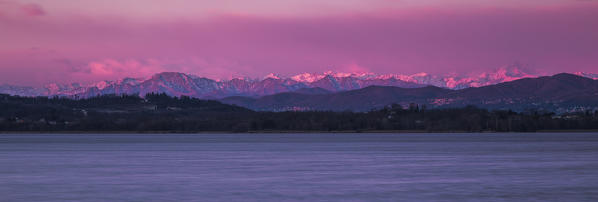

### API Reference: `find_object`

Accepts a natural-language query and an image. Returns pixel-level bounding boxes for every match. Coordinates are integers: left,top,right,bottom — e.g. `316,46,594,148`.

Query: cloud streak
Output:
0,1,45,17
20,3,45,16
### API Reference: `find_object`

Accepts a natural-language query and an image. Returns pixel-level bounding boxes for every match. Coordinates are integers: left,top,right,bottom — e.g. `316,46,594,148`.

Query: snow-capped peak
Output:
264,73,280,80
285,67,542,89
93,81,113,90
291,73,325,83
575,72,598,80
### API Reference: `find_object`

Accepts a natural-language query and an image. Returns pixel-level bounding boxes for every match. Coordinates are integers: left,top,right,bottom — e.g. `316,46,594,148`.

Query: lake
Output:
1,133,598,201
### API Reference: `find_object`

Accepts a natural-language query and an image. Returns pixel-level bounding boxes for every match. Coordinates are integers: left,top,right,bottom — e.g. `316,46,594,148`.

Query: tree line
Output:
1,93,597,132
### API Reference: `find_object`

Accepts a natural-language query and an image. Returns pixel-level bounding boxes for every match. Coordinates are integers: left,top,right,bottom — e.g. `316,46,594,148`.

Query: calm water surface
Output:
1,133,598,201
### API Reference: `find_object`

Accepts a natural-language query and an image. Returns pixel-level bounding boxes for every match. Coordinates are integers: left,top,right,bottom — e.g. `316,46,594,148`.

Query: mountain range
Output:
1,67,597,113
221,73,598,113
2,65,596,98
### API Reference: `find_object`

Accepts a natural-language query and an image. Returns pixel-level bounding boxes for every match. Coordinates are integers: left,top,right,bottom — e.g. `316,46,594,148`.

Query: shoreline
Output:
2,129,598,134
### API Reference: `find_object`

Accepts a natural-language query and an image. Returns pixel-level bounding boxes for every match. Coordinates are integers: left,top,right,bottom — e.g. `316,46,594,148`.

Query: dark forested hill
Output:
1,93,598,132
221,86,450,111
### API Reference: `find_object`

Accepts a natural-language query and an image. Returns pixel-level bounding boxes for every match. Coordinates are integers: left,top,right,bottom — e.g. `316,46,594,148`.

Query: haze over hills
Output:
2,65,596,99
221,73,598,113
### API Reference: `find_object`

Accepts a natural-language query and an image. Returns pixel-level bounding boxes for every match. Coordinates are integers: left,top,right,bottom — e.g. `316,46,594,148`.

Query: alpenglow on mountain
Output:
1,67,596,98
222,73,598,113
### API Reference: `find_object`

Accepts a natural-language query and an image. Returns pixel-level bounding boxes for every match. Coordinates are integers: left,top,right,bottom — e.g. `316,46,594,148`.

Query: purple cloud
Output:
20,3,45,16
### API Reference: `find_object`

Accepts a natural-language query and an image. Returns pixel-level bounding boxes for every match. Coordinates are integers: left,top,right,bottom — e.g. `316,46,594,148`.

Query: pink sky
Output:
1,0,597,86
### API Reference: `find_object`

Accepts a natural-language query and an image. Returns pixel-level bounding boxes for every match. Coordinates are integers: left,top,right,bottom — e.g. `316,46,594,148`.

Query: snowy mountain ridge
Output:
1,67,595,98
